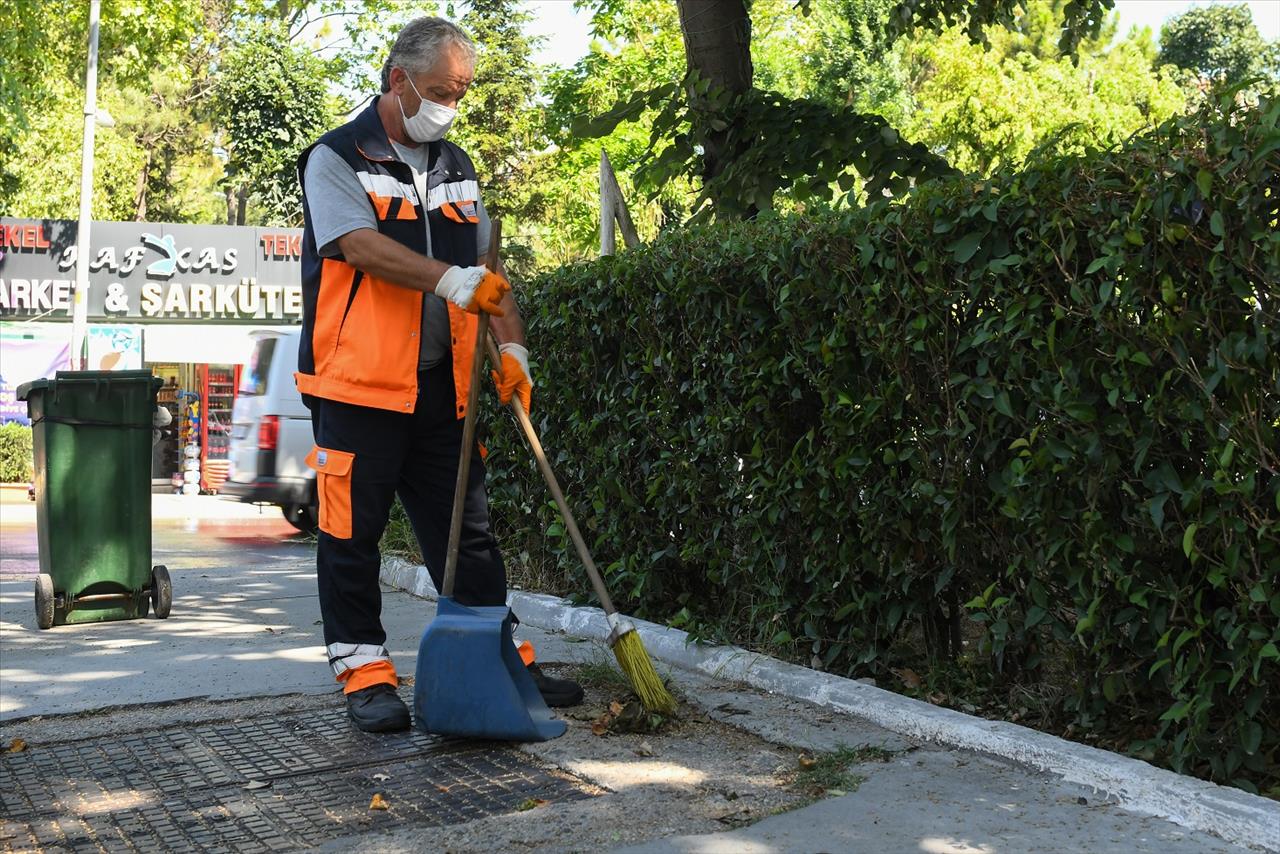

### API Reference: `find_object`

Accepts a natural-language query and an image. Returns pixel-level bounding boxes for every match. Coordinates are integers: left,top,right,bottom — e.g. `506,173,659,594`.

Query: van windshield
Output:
239,337,277,397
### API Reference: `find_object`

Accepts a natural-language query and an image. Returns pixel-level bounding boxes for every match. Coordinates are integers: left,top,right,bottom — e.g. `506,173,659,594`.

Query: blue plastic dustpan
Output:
413,597,567,741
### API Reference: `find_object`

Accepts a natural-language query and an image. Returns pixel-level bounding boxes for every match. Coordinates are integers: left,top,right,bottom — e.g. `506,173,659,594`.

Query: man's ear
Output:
388,66,408,95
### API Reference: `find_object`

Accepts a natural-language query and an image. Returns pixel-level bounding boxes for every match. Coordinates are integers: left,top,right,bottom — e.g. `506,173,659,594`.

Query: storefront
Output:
0,217,303,492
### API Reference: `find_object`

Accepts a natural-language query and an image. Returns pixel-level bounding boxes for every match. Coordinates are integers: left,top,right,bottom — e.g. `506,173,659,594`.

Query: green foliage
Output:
903,26,1186,175
574,0,1183,220
775,0,913,124
1,0,412,225
487,92,1280,792
0,0,209,213
1158,4,1279,83
0,424,34,484
889,0,1115,55
450,0,549,232
211,22,335,226
535,0,695,262
575,77,955,218
3,81,146,220
3,74,227,222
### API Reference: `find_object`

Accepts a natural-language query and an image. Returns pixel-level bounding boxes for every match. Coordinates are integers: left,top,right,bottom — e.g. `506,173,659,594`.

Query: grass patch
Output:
788,745,895,801
574,658,644,694
381,499,423,564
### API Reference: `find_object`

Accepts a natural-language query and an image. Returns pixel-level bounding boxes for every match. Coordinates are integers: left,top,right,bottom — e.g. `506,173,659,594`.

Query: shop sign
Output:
0,218,304,324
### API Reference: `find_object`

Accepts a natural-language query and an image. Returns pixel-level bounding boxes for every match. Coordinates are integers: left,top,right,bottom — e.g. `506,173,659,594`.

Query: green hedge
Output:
0,423,33,483
484,91,1279,793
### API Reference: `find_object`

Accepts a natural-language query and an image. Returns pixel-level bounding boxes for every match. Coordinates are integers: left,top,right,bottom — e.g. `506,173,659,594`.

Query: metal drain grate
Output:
0,699,597,852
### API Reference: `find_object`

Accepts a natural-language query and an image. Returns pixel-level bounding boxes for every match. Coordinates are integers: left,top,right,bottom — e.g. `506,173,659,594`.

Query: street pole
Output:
70,0,101,371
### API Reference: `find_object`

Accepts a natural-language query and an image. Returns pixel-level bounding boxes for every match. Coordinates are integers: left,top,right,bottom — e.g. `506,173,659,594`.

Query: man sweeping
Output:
295,16,583,732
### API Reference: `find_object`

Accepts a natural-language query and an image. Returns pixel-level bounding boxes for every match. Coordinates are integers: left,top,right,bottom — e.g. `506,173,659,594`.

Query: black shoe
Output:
527,661,584,708
346,684,411,732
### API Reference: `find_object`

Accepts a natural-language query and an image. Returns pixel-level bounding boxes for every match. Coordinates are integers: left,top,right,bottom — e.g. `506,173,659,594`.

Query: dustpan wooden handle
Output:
485,333,618,617
442,221,502,599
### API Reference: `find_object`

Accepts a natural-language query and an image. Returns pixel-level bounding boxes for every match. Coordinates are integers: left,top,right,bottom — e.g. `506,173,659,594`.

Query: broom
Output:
484,333,676,715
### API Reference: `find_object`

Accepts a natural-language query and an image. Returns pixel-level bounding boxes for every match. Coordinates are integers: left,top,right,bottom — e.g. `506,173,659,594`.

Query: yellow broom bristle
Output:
612,628,676,714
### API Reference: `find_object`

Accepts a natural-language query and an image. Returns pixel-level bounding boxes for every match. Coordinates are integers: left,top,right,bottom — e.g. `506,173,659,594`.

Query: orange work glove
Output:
434,266,510,316
491,342,532,414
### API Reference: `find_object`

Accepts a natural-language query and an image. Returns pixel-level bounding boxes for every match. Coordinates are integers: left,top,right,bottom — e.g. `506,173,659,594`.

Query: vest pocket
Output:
306,446,355,539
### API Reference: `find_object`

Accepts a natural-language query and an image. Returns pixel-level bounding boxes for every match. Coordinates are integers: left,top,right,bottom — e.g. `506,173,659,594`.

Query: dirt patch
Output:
330,664,842,853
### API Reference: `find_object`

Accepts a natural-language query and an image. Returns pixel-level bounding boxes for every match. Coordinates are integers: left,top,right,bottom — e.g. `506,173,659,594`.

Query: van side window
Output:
240,338,278,396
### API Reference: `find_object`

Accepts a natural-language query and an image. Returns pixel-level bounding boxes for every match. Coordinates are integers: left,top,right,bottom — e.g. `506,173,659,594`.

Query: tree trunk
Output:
133,149,152,221
226,186,236,225
236,186,248,226
675,0,753,201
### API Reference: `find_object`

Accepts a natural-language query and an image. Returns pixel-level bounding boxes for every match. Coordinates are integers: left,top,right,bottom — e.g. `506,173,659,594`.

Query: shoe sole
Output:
349,713,411,733
541,690,585,708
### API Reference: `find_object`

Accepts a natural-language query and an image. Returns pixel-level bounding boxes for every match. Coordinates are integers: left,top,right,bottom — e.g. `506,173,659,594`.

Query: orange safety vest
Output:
294,98,483,417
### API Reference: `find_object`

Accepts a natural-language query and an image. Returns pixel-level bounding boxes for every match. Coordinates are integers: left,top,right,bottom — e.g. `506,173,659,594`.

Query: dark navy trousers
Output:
309,361,507,668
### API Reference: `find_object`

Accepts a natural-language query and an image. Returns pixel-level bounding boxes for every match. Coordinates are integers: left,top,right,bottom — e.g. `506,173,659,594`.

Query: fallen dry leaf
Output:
591,703,619,736
892,667,923,689
5,739,27,753
263,627,275,634
798,754,818,769
369,794,389,811
633,741,655,757
372,774,391,783
516,798,547,812
243,780,271,791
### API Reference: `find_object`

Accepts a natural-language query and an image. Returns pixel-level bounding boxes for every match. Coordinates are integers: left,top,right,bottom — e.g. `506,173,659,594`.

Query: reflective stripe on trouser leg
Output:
327,642,392,677
328,644,398,694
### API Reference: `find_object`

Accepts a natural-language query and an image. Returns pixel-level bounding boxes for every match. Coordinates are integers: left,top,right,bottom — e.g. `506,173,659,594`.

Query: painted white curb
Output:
381,556,1279,852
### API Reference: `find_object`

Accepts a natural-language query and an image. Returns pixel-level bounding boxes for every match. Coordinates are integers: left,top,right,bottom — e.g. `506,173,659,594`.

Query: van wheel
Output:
283,503,319,534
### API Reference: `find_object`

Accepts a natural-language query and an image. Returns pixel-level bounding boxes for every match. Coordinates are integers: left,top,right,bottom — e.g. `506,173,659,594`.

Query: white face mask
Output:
398,73,457,143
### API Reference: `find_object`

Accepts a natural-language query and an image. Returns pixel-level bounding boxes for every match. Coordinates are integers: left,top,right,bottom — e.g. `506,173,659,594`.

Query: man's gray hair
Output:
380,17,476,92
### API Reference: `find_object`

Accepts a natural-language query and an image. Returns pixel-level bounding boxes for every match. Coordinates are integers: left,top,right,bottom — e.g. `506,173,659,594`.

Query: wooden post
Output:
599,151,616,256
599,149,641,257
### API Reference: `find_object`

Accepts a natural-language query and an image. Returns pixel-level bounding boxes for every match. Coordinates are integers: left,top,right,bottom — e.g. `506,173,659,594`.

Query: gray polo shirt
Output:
303,142,491,369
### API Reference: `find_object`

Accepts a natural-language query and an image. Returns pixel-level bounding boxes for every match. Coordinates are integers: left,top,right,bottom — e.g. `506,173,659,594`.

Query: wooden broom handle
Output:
442,221,502,598
485,333,619,616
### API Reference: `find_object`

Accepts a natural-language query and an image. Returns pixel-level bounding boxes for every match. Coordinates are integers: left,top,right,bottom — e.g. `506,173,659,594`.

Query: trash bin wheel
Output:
35,574,55,630
151,565,172,619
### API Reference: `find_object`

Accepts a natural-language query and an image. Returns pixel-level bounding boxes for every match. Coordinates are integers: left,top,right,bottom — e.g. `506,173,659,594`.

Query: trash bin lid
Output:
17,370,161,401
15,377,51,402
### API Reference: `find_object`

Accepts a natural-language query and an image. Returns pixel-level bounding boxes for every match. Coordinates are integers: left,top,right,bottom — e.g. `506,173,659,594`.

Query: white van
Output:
222,329,318,532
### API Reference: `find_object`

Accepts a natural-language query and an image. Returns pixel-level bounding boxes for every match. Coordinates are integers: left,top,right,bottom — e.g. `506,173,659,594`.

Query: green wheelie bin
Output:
17,370,172,629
